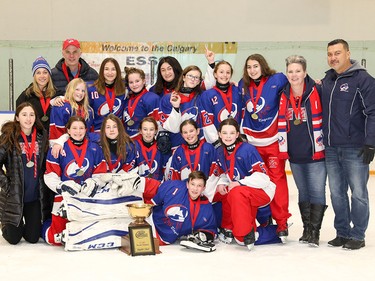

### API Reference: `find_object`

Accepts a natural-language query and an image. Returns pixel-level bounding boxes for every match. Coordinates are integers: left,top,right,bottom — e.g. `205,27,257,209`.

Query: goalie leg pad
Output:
63,218,132,251
62,187,143,221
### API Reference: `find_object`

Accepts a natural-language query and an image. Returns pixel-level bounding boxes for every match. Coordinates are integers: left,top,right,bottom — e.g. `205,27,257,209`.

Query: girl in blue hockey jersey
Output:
43,116,108,246
100,114,137,173
123,67,160,140
159,65,204,150
199,61,243,145
239,54,290,240
49,78,94,140
87,58,126,132
167,119,216,181
134,117,170,181
214,118,276,250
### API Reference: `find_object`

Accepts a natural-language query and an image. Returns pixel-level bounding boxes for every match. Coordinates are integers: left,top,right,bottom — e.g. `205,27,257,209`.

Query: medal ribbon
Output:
289,88,303,121
62,62,81,82
127,88,147,118
182,142,202,172
214,85,233,117
105,87,116,113
249,77,267,114
189,195,201,232
20,128,37,178
223,142,242,180
67,138,88,170
140,142,158,171
39,95,50,118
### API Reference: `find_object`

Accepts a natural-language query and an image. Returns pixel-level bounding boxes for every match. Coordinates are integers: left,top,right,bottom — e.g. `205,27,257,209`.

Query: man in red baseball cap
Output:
51,38,98,96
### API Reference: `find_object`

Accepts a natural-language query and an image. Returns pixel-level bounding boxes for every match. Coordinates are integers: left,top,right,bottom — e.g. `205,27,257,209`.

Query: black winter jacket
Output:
51,57,98,96
0,129,48,227
16,87,52,132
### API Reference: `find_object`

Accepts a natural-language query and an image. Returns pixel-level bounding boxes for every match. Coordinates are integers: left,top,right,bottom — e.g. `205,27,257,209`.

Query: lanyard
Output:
20,128,37,163
214,85,233,118
105,87,116,113
39,95,50,117
140,141,158,170
127,88,147,118
67,138,88,169
62,62,81,82
182,142,202,172
189,195,201,232
223,143,242,180
249,77,267,114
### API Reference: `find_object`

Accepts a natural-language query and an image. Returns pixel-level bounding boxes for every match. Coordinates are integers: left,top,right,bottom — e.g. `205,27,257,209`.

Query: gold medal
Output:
26,161,34,168
251,113,258,120
147,173,153,178
127,119,135,126
294,119,301,125
41,115,49,122
76,169,84,176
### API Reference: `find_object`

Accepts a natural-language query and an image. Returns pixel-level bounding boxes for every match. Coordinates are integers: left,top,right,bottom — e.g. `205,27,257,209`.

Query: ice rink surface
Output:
1,175,374,281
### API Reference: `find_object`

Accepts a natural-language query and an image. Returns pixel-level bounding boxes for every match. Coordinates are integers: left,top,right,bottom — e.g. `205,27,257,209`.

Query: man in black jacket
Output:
51,38,98,96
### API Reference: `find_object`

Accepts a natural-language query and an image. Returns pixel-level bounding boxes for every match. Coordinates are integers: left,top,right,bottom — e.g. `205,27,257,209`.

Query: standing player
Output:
88,58,126,132
123,67,160,140
239,54,290,241
199,61,243,145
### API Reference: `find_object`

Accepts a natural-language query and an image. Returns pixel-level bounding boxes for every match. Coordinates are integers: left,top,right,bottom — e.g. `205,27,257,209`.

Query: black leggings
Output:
2,200,41,245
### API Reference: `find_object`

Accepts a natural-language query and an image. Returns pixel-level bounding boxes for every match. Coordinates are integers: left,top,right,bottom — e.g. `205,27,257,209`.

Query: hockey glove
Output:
117,175,142,197
180,230,216,252
58,180,81,196
81,178,100,197
358,145,375,164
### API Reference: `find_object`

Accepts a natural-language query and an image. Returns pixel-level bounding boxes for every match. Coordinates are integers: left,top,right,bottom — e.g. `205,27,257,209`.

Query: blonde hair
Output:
26,74,56,99
64,78,93,121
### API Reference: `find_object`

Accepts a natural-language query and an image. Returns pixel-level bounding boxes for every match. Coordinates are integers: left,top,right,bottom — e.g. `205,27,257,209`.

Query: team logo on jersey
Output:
138,160,158,176
181,106,199,121
218,104,238,122
246,97,265,114
98,98,122,116
340,83,349,92
65,158,90,178
165,204,188,222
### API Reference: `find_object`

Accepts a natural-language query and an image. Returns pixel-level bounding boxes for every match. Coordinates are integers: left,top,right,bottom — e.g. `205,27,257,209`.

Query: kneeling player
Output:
150,171,217,252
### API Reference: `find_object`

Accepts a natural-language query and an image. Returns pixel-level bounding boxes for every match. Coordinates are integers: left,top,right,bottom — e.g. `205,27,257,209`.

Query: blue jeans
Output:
290,161,327,205
325,146,369,240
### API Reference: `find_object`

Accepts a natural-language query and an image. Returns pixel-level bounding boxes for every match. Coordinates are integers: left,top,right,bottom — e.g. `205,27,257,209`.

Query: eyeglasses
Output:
185,74,201,81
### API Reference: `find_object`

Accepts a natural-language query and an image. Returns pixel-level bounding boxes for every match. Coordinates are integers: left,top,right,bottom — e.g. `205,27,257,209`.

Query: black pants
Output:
2,200,41,245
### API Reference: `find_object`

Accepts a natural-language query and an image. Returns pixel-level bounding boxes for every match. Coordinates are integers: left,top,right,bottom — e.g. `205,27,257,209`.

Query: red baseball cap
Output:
62,38,81,50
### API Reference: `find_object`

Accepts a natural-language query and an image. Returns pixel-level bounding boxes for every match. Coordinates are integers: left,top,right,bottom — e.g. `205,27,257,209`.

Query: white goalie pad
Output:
61,186,144,221
63,218,132,251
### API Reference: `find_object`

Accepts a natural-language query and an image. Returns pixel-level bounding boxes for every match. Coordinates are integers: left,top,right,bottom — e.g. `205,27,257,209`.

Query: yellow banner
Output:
81,42,237,55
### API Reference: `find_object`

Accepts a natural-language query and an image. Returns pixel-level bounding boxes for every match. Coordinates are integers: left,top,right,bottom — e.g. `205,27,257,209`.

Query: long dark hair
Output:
0,102,44,153
153,56,183,94
94,57,125,96
100,114,133,163
242,54,276,94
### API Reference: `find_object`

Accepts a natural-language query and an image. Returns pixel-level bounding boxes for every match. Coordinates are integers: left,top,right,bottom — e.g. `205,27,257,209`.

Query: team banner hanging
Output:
80,42,238,85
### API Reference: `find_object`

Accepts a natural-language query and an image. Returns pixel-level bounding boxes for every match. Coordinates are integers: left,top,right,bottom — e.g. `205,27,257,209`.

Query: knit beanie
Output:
32,56,51,76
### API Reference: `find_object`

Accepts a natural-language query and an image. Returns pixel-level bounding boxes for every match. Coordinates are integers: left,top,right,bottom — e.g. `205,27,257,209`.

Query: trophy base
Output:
120,235,161,256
